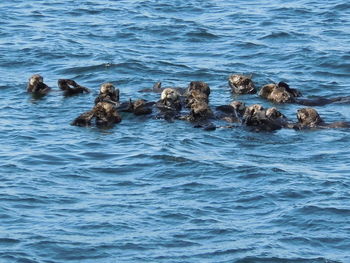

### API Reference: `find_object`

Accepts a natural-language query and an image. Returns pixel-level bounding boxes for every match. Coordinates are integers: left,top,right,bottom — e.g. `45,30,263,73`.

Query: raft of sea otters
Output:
27,74,350,131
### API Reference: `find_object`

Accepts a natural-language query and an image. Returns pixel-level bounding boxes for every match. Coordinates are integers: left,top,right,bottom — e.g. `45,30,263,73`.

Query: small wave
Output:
185,29,219,39
297,205,350,216
235,256,341,263
271,7,313,15
161,239,199,248
160,211,191,221
58,63,117,75
259,31,292,40
0,253,37,263
152,154,190,163
0,238,20,245
334,3,350,10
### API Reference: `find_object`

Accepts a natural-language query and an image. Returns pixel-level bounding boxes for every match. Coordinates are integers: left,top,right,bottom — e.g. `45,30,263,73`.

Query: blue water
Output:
1,1,350,262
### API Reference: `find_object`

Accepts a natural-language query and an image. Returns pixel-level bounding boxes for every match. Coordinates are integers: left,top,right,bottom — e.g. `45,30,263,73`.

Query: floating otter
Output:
72,102,121,128
153,88,182,121
119,99,154,116
186,81,210,97
27,74,51,95
180,99,216,130
259,82,301,103
184,81,210,108
157,88,182,111
188,99,214,122
94,83,120,105
185,89,209,108
259,82,350,106
294,108,350,129
228,74,256,94
242,104,289,131
179,81,215,130
215,101,246,123
117,89,181,121
58,79,90,96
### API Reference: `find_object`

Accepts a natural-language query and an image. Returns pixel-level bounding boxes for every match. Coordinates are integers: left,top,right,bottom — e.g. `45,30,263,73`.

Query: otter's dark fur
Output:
259,82,350,106
228,74,256,94
294,108,350,129
94,83,120,105
259,82,301,103
27,74,51,95
119,99,154,116
215,101,246,123
153,88,182,121
72,102,121,128
242,104,289,131
180,82,215,130
157,88,182,111
58,79,90,96
184,81,210,108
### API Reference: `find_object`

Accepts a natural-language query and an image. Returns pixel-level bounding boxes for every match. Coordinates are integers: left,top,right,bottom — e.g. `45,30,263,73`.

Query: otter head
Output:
266,107,284,119
244,104,264,116
258,83,277,99
230,101,246,115
29,74,44,86
242,104,266,126
243,104,264,119
188,81,210,96
228,74,256,94
278,82,301,97
297,108,323,127
100,83,120,102
161,88,180,103
100,83,115,94
270,87,295,103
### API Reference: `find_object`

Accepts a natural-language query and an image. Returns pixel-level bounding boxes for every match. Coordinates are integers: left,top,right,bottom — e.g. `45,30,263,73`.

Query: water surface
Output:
0,0,350,262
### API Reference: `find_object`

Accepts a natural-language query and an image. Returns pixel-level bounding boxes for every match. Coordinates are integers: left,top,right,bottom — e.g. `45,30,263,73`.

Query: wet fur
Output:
27,74,50,95
228,74,256,94
95,83,120,105
72,102,121,127
58,79,90,96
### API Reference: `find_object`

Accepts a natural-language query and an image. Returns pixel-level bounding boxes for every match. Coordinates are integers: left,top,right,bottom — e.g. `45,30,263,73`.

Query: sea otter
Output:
184,81,210,108
157,88,182,111
180,81,215,130
94,83,120,105
259,82,350,106
259,82,301,103
179,98,216,130
228,74,256,94
119,99,154,116
58,79,90,96
27,74,51,95
242,104,288,131
215,100,246,123
71,101,121,127
186,81,210,96
152,88,181,121
185,89,209,108
294,108,350,129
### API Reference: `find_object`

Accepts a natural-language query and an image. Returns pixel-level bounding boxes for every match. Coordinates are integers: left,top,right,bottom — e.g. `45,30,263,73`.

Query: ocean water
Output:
1,0,350,262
